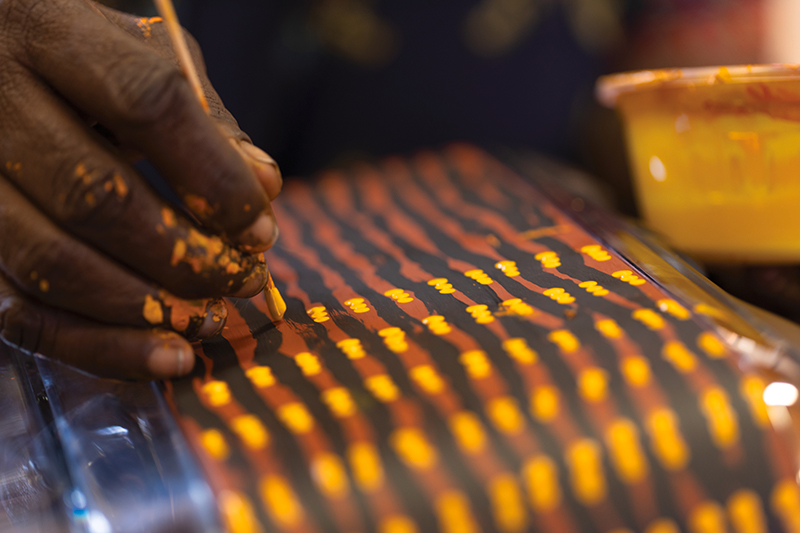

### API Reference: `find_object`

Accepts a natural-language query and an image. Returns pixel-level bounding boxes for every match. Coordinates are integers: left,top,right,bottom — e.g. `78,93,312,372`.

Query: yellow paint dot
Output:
348,442,384,492
410,365,446,394
385,288,414,303
337,338,366,359
345,297,371,313
488,474,528,532
449,411,486,454
502,338,538,364
578,280,609,296
605,419,648,484
581,245,611,261
523,455,562,512
365,374,400,402
245,366,275,388
548,329,580,353
466,304,495,323
727,489,767,533
390,427,438,470
578,368,609,403
632,309,665,330
698,332,727,358
200,429,229,460
459,350,493,379
535,251,562,268
464,269,494,285
663,341,697,373
380,516,419,533
657,299,691,320
689,501,727,533
500,298,535,316
530,386,560,422
739,376,770,428
260,475,303,527
700,387,739,450
428,278,456,294
645,518,681,533
423,315,452,335
543,287,576,304
613,270,647,286
231,415,270,450
321,387,357,418
277,402,315,434
202,380,231,407
143,294,164,325
646,409,690,470
566,439,607,506
311,453,350,499
435,491,480,533
219,491,260,533
495,260,521,277
621,356,651,387
596,318,623,339
294,352,322,376
307,306,330,323
487,396,525,435
379,327,409,353
771,480,800,533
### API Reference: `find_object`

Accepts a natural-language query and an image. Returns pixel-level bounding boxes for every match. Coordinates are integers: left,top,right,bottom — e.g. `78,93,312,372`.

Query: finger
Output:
0,272,194,380
0,175,227,340
0,64,267,300
9,0,277,251
94,7,283,201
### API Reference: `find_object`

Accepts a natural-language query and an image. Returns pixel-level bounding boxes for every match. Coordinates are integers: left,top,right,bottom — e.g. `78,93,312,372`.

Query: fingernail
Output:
237,212,278,254
147,337,195,377
240,142,280,174
231,263,268,298
238,142,282,198
195,299,228,338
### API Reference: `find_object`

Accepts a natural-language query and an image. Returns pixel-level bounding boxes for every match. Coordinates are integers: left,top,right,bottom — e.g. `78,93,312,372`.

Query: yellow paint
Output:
294,352,322,376
379,327,409,353
700,387,739,449
739,376,770,428
449,411,486,454
596,318,623,339
307,305,330,323
219,491,260,533
543,287,576,304
348,442,384,492
277,403,315,434
171,239,187,266
231,415,270,450
435,491,480,533
410,365,446,394
423,315,453,335
523,455,562,512
502,338,538,364
535,251,562,268
578,368,609,402
727,489,767,533
467,304,496,324
245,366,276,388
605,419,648,484
390,427,438,470
612,270,647,286
266,285,286,320
566,439,607,506
578,280,610,296
202,380,231,406
460,350,493,379
321,387,357,418
495,260,521,277
428,278,456,294
698,332,727,358
488,474,528,532
581,245,611,261
632,308,665,330
311,453,350,499
260,475,303,527
365,374,400,402
530,386,560,422
200,429,229,460
487,396,525,435
548,330,580,353
380,516,419,533
384,288,414,303
771,480,800,533
689,501,727,533
464,269,494,285
657,299,691,320
646,408,690,470
143,294,164,325
500,298,535,316
663,341,698,372
344,297,371,313
337,338,367,359
621,356,651,387
645,518,681,533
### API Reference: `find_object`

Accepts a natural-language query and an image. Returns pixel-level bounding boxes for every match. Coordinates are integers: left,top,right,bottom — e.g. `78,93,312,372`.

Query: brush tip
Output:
265,286,286,322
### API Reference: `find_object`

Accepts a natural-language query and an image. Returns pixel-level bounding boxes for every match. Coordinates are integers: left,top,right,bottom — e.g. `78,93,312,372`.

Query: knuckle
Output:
53,161,131,226
105,58,187,124
7,237,63,293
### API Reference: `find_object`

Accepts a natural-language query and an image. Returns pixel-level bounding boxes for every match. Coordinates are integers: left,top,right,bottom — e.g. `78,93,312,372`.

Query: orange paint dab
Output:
39,280,49,293
113,174,129,198
184,194,214,217
143,294,164,325
162,207,177,228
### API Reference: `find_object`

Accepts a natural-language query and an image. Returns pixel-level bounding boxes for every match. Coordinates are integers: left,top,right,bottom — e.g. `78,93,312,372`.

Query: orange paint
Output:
143,294,165,325
162,207,177,228
184,194,215,217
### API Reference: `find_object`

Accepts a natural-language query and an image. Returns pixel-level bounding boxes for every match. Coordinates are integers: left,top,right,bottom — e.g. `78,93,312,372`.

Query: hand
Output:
0,0,282,379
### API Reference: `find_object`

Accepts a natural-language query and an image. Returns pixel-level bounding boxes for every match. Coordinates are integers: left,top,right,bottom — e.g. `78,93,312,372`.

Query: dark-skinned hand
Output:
0,0,283,380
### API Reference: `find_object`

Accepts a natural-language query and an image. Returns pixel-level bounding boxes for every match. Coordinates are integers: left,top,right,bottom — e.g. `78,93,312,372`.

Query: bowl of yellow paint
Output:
597,64,800,263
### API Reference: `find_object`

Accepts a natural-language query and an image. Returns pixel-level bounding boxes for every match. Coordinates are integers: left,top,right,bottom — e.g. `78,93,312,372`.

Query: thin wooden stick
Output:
154,0,286,321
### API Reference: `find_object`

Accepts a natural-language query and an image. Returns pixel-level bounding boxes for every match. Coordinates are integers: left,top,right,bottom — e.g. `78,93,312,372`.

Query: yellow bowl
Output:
597,64,800,263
